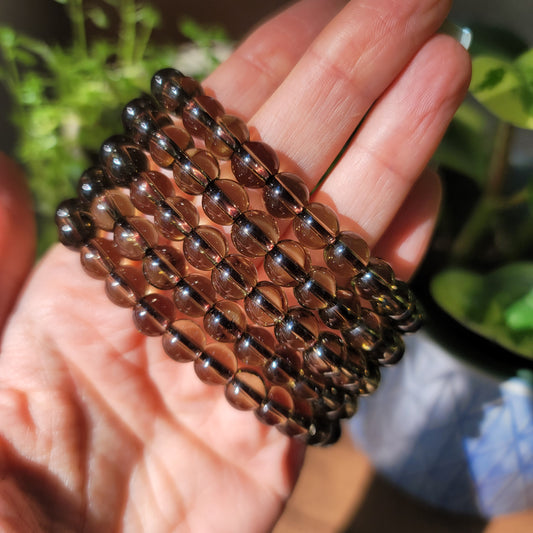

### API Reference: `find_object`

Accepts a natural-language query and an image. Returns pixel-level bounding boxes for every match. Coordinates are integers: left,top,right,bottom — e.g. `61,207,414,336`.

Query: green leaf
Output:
0,27,17,48
136,5,161,28
87,7,110,30
431,263,533,358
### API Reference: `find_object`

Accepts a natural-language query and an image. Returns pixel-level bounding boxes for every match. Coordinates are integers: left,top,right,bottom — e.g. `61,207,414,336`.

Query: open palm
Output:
0,0,470,531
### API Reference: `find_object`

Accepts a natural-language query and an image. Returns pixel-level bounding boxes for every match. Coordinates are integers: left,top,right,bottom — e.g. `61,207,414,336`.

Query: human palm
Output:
0,0,470,531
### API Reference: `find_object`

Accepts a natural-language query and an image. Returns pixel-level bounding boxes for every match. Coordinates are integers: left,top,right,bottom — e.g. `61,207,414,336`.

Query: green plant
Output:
429,25,533,359
0,0,229,253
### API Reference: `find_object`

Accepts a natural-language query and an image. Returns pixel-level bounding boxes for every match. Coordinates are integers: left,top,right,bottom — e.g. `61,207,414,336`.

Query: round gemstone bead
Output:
342,309,383,352
202,179,249,225
211,255,257,301
225,370,267,411
130,171,173,215
256,386,294,426
77,167,112,205
295,267,337,310
324,231,370,277
205,114,249,159
182,95,224,137
80,238,121,279
352,258,396,299
173,148,219,195
294,202,339,249
56,199,95,249
263,347,302,386
91,190,135,231
231,210,280,257
372,330,405,366
133,293,175,336
113,217,159,260
234,326,275,366
231,141,279,188
244,281,287,327
142,246,187,290
203,301,246,342
194,343,238,385
263,172,309,219
122,96,171,148
149,125,193,168
358,361,381,395
154,196,198,241
100,135,148,187
274,307,319,349
105,265,146,307
151,68,203,113
304,332,347,377
319,288,361,330
183,226,228,270
264,240,310,287
163,319,206,362
173,274,217,317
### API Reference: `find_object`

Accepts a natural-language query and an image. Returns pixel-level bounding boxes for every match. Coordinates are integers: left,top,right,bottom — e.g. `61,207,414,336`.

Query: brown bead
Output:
154,196,198,241
205,114,249,159
151,69,203,113
149,125,192,168
202,179,249,226
358,361,381,396
143,246,187,290
100,135,148,187
77,167,112,205
194,343,237,385
263,172,309,218
183,226,228,271
225,370,267,411
80,238,121,279
294,202,339,249
105,265,146,307
130,171,174,215
133,293,175,336
256,386,294,426
91,190,135,231
182,95,224,137
56,199,95,249
231,141,279,188
352,258,395,299
324,231,370,277
203,301,246,342
263,346,302,386
295,267,337,310
163,319,206,362
280,397,315,438
231,210,280,257
244,281,287,327
173,274,217,317
319,288,361,330
342,308,383,352
264,240,311,287
274,307,319,349
304,332,347,377
372,330,405,366
234,326,275,366
211,255,257,301
173,148,219,195
113,217,159,260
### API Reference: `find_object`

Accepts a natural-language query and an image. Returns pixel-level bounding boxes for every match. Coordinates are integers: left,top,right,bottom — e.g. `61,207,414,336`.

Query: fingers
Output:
0,154,36,332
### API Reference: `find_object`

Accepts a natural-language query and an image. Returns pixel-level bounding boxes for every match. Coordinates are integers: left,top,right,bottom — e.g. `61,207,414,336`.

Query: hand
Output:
0,0,470,531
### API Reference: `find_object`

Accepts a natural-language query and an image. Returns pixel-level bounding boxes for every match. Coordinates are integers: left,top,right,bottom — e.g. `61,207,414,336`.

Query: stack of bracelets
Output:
55,68,423,446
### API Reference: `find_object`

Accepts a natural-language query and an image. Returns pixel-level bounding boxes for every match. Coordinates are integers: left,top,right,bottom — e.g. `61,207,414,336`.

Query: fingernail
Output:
439,19,473,50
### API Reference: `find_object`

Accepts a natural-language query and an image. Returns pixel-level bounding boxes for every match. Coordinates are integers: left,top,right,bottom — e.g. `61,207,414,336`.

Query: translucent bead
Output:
195,344,237,385
105,265,146,307
263,172,309,219
244,281,287,327
234,326,275,366
280,398,314,438
307,416,341,446
203,301,246,342
211,255,257,300
154,196,198,241
130,171,173,215
324,231,370,277
295,267,336,310
342,309,382,352
100,135,148,187
80,238,121,279
231,141,279,188
231,210,280,257
304,332,347,377
372,280,413,318
77,167,112,205
352,258,395,299
319,288,361,330
264,240,310,287
163,319,206,362
149,125,193,168
202,179,249,226
263,347,302,386
173,148,219,195
182,95,224,137
225,370,267,411
358,361,381,396
256,386,294,426
372,330,405,366
183,226,228,271
174,274,217,317
274,307,319,349
113,217,159,260
294,202,339,249
396,305,424,333
122,96,172,148
91,190,135,231
56,199,95,249
151,68,203,113
142,246,187,290
205,114,249,159
133,293,175,336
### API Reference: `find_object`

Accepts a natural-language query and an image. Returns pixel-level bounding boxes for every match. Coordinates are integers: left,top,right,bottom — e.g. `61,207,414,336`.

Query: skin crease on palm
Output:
0,0,475,531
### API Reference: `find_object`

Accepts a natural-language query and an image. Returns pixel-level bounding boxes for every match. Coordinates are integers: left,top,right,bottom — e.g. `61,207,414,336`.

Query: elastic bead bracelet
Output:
55,68,423,446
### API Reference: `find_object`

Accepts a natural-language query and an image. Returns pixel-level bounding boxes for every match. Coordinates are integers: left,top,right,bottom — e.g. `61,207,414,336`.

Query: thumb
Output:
0,153,36,332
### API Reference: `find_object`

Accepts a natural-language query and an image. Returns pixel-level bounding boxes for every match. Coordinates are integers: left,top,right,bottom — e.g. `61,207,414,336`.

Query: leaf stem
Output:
118,0,137,65
69,0,87,58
